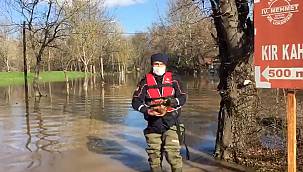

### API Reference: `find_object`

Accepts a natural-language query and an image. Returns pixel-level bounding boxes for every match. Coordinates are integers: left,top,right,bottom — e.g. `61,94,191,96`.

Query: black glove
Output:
164,98,178,107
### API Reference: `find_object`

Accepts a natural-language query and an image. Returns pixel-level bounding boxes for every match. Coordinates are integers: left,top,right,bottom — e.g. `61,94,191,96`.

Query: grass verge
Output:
0,71,87,87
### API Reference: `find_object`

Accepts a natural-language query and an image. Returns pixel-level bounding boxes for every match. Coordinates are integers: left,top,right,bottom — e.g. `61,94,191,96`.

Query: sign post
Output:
287,90,296,172
254,0,302,171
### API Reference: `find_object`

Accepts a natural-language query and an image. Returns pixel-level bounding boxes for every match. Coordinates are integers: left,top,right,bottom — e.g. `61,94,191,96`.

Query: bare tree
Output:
125,33,146,71
0,0,134,80
0,37,10,71
0,26,20,72
203,0,257,164
11,0,83,97
147,0,217,73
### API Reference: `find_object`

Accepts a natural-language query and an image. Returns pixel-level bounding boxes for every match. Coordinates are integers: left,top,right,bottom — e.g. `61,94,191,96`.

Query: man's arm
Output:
132,78,148,114
171,74,187,107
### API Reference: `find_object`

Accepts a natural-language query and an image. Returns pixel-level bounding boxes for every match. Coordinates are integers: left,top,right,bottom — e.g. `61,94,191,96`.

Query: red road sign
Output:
254,0,303,88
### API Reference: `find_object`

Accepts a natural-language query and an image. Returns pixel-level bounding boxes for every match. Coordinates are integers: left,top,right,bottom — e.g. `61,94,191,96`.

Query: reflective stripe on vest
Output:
146,72,175,112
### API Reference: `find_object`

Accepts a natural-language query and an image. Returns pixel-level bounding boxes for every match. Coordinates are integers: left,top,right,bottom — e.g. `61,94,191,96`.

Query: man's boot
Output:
150,166,162,172
172,168,182,172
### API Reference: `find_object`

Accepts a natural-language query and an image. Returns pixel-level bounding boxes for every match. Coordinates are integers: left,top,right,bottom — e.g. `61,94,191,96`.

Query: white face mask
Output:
153,66,166,76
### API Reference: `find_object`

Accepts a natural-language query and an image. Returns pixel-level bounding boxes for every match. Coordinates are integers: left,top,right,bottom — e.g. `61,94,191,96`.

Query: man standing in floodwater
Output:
132,53,187,172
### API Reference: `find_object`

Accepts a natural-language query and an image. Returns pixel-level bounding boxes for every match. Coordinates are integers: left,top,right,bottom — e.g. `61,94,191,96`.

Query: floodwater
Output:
0,73,251,172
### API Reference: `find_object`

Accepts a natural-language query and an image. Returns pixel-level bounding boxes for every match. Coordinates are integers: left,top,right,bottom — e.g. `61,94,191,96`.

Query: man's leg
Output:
145,132,163,172
163,126,182,172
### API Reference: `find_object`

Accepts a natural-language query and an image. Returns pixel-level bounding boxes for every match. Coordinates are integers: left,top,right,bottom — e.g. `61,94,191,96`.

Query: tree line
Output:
0,0,217,76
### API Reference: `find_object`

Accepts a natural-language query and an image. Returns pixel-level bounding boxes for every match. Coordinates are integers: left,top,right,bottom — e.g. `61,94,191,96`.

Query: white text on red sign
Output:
262,44,303,60
262,67,303,80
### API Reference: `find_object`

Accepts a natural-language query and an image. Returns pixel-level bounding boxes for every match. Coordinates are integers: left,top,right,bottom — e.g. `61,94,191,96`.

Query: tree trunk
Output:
93,65,96,74
84,64,88,73
33,54,43,97
211,0,258,163
100,57,104,80
64,70,69,95
48,48,51,71
78,61,81,71
90,64,93,73
111,53,114,72
5,58,10,72
118,59,121,72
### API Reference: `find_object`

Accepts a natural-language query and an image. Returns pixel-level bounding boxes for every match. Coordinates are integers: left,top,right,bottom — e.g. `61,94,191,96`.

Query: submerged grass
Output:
0,71,87,87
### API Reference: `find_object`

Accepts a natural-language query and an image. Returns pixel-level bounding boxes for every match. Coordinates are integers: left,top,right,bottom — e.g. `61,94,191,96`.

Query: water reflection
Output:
0,73,249,172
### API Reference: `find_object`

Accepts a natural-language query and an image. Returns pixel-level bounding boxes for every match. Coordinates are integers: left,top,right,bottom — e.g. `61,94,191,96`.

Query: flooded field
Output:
0,73,250,172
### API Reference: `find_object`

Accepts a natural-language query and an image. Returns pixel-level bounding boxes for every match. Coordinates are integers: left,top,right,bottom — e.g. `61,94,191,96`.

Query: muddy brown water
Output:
0,73,251,172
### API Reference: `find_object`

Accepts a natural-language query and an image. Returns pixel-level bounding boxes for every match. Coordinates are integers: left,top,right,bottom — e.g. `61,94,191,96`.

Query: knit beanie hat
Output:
150,53,169,65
